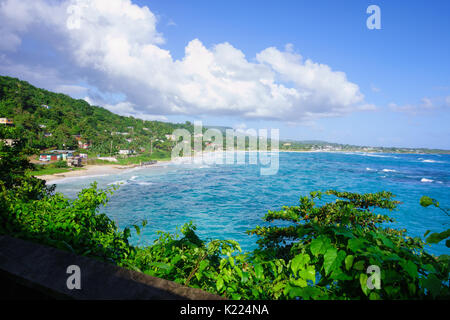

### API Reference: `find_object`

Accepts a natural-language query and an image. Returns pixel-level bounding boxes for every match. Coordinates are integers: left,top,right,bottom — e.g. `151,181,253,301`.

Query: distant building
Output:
39,150,74,162
0,118,13,126
1,139,17,146
165,134,176,141
39,124,47,128
41,104,51,109
43,132,52,137
119,149,134,155
283,143,291,146
78,141,90,149
67,156,82,167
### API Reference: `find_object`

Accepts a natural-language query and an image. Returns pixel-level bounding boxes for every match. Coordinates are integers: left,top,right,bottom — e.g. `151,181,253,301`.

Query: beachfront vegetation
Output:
30,159,84,176
1,126,449,300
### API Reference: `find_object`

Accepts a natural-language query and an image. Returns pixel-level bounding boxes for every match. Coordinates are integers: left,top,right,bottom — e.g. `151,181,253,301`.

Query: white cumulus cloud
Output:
0,0,371,122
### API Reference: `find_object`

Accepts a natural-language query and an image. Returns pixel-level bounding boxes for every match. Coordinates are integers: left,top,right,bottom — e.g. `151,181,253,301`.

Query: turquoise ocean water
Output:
54,152,450,256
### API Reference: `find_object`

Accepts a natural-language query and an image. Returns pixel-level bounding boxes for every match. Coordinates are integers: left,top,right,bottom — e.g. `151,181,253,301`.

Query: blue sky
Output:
1,0,449,149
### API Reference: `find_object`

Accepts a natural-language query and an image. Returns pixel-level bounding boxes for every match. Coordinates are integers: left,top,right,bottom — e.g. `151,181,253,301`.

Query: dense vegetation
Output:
1,125,449,299
0,75,193,156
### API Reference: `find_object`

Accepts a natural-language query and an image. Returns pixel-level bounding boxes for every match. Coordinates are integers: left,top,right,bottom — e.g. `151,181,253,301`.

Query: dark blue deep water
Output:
55,152,450,256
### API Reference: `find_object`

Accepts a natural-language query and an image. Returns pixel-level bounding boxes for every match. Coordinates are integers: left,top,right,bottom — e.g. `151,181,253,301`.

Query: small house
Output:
1,139,17,146
67,156,82,167
0,118,13,126
39,150,74,162
78,140,90,149
165,134,176,141
119,149,134,155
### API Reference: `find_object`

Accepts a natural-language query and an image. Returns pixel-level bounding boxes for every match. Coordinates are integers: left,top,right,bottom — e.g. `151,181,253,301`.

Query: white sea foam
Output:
421,178,433,183
421,159,443,163
382,169,397,172
52,174,111,184
366,167,376,171
108,180,128,186
136,182,153,186
361,153,399,159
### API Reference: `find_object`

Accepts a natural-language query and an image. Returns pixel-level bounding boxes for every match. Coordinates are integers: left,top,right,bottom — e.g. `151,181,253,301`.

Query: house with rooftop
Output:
0,118,13,126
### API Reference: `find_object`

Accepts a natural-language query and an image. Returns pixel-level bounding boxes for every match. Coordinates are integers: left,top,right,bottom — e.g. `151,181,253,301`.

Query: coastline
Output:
39,150,445,183
40,161,173,183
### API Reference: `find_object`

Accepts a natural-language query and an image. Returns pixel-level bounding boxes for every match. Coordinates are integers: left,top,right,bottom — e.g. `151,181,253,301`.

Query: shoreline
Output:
40,160,173,183
40,150,445,183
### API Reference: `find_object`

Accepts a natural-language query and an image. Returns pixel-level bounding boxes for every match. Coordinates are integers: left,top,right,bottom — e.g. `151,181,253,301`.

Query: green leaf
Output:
291,253,310,275
419,196,434,207
323,248,345,276
399,260,418,279
133,224,141,236
149,262,171,271
290,278,307,288
369,292,381,300
216,277,224,292
421,274,442,298
344,255,354,271
323,248,337,275
330,268,352,281
298,265,316,283
359,273,370,296
241,271,249,283
353,260,365,271
426,229,450,244
347,238,366,252
309,236,332,257
254,263,264,281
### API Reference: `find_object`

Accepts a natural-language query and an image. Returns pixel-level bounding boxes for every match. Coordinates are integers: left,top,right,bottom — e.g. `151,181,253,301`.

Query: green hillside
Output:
0,75,193,156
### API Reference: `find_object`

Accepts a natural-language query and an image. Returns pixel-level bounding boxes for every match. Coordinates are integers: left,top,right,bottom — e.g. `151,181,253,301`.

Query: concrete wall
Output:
0,236,225,300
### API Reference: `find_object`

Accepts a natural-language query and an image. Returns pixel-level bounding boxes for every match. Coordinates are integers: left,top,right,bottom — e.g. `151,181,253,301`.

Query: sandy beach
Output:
38,164,136,182
39,161,173,183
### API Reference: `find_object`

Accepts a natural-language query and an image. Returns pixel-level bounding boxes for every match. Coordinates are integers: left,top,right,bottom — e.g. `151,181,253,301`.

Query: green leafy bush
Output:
248,191,449,299
1,127,448,299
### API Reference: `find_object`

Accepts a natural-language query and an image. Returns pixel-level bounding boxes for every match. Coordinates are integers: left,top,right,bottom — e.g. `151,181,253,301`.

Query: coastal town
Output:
1,106,449,180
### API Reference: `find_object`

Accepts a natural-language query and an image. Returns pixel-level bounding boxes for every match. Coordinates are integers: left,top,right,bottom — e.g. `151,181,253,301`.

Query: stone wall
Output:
0,235,225,300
